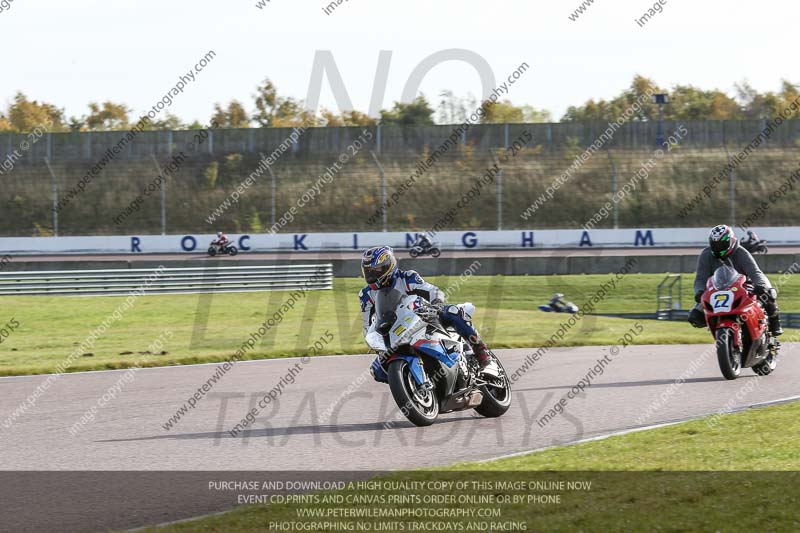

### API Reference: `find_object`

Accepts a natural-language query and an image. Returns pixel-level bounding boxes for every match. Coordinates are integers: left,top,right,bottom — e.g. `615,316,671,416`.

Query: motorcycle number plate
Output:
711,290,734,313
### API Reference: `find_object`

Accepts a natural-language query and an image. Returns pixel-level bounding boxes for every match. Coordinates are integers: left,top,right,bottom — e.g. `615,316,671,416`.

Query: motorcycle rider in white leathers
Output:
359,246,494,382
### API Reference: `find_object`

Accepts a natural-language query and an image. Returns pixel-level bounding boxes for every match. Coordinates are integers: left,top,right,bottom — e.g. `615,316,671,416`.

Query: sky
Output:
0,0,796,124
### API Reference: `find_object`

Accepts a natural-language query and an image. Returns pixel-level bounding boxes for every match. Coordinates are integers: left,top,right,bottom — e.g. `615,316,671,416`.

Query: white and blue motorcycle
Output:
366,287,512,427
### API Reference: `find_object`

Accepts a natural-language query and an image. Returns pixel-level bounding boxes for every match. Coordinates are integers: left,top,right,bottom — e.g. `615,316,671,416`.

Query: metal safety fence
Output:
0,264,333,296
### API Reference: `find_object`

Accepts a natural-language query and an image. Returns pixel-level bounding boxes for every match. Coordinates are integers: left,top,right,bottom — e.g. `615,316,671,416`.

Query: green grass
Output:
142,401,800,533
1,273,797,376
452,401,800,472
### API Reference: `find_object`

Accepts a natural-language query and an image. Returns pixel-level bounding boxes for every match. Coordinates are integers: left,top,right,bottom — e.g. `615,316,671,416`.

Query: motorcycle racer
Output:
549,293,569,312
359,246,494,381
745,229,760,244
415,233,433,250
213,231,230,250
688,224,782,336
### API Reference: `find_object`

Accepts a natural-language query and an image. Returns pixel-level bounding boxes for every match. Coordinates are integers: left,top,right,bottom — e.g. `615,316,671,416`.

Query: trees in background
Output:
319,109,376,127
482,101,551,123
562,75,800,122
436,90,551,124
0,92,65,132
562,75,664,122
252,79,315,128
211,100,249,128
84,101,131,130
0,76,798,133
379,96,436,126
735,80,800,120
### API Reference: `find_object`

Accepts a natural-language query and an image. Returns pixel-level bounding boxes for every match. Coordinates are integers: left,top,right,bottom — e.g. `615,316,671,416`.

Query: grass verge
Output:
143,400,800,533
1,273,796,376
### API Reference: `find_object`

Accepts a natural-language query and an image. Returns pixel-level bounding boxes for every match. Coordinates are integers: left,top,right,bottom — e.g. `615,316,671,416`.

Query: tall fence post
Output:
490,149,503,230
607,149,619,229
370,151,388,232
151,154,167,235
729,154,736,227
723,147,735,227
43,158,59,236
264,154,277,227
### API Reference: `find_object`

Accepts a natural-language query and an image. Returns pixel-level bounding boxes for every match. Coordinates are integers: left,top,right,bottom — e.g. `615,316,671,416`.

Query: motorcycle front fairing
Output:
366,289,461,390
702,266,766,359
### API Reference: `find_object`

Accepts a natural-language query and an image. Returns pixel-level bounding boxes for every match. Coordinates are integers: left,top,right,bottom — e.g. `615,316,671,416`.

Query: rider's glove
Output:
694,291,704,304
755,286,777,304
416,303,440,323
430,299,445,312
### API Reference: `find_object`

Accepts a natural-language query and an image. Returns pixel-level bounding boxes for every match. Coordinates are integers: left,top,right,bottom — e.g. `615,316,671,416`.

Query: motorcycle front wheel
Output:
207,247,217,257
716,328,741,380
388,359,439,426
409,248,420,258
475,356,512,418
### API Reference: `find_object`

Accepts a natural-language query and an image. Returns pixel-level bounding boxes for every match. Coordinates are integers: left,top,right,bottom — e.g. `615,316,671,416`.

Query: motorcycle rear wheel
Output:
430,248,441,258
228,246,239,256
388,359,439,426
752,350,777,376
716,328,741,380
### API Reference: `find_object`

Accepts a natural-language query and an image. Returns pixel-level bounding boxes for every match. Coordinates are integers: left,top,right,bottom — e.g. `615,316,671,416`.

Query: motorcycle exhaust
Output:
466,390,483,408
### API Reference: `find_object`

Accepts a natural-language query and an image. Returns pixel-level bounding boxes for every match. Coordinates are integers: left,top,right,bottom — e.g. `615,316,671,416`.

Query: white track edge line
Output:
131,394,800,531
478,394,800,463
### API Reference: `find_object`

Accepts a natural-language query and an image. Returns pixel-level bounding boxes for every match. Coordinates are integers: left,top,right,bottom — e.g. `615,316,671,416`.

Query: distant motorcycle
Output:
741,235,768,255
700,265,778,380
538,293,579,314
538,302,579,314
409,241,441,258
208,240,238,257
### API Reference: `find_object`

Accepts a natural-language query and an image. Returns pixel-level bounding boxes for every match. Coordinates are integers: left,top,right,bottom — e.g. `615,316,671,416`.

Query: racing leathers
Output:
689,246,782,336
215,233,230,249
360,269,493,382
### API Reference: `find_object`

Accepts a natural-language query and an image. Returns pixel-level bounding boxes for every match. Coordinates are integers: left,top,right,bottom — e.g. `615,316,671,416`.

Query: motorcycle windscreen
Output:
374,286,404,320
711,265,740,291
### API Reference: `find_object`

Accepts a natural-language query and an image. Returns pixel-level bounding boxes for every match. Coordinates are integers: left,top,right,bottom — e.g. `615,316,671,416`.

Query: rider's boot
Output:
472,341,493,368
769,315,784,337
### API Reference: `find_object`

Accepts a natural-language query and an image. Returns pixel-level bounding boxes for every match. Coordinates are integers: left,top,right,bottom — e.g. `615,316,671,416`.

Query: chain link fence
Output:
1,142,798,237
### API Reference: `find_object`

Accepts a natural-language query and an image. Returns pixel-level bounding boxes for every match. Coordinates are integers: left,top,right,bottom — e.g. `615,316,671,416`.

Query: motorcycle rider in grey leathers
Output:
688,225,782,336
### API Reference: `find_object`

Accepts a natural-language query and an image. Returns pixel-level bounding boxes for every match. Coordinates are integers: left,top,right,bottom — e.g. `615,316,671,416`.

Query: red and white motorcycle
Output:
207,240,238,257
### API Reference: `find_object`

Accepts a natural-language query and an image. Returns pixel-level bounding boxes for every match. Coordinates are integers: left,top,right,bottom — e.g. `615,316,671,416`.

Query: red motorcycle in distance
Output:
207,240,238,257
701,266,779,380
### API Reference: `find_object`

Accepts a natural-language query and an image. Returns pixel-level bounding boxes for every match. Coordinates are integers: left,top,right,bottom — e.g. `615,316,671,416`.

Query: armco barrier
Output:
0,265,333,296
2,253,799,278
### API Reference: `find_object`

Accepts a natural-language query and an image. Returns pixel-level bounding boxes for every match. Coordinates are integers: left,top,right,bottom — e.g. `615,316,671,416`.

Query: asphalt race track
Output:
1,344,798,530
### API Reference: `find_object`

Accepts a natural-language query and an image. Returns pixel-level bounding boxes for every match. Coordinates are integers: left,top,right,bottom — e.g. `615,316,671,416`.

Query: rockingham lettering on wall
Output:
0,228,797,254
